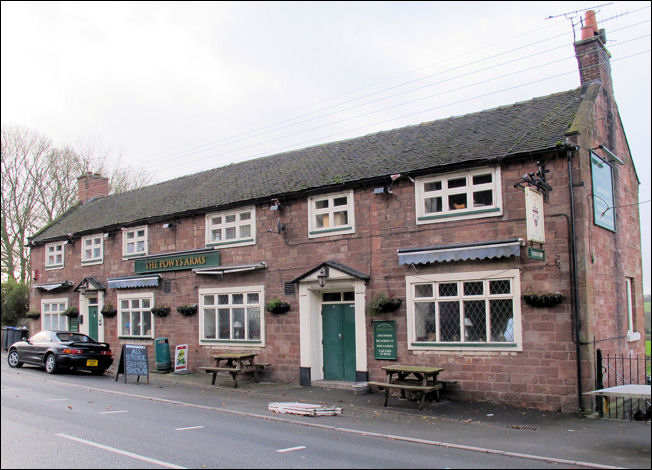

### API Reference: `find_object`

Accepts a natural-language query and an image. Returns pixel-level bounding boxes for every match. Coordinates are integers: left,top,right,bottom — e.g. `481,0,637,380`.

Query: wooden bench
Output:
199,363,271,388
367,381,443,410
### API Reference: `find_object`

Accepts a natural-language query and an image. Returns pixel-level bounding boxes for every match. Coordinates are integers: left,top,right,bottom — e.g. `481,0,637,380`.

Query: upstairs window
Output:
45,242,65,269
416,167,502,224
206,207,256,248
81,234,103,265
308,190,355,238
122,226,148,258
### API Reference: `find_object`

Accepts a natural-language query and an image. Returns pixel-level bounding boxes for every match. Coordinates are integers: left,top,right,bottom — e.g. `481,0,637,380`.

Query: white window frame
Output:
205,206,256,248
415,167,502,224
117,292,155,339
406,269,522,352
625,277,641,342
45,242,65,270
122,225,148,258
308,190,355,238
41,298,68,331
198,285,265,346
81,234,104,265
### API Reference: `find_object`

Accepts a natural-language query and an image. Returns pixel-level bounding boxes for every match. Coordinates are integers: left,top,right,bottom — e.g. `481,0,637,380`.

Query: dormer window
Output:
122,226,148,258
415,167,502,224
45,242,65,269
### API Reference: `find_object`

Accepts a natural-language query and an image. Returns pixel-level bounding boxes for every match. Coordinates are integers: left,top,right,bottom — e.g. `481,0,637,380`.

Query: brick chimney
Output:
78,172,109,203
574,10,613,96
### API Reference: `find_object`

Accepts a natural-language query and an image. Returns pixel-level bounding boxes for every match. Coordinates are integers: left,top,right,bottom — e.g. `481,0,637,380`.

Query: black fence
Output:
595,349,651,420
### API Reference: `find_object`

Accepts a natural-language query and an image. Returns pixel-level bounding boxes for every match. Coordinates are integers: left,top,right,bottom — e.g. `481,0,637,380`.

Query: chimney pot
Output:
581,10,599,40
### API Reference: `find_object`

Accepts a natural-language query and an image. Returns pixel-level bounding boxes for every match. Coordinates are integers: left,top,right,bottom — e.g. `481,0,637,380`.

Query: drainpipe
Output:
567,146,584,413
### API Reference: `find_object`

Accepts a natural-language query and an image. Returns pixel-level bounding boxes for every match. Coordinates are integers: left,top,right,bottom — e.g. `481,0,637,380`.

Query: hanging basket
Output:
62,306,79,318
150,306,171,317
366,293,402,316
266,299,291,314
523,292,565,308
25,310,41,319
101,302,117,317
176,304,198,316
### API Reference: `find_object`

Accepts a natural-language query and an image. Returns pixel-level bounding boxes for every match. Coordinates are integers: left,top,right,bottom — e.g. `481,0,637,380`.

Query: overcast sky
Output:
2,1,650,294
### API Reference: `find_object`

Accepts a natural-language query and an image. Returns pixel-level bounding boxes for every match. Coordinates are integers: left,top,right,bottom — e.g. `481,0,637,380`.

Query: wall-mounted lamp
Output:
373,187,392,195
162,223,175,229
593,145,624,165
317,266,329,287
103,232,111,238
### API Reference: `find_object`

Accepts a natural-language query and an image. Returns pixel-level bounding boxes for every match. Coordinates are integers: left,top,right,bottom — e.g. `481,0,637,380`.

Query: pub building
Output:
27,14,645,413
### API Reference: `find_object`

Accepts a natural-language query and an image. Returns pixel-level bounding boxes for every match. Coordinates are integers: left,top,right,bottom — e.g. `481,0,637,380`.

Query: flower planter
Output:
25,310,41,319
62,306,79,318
101,309,117,317
523,292,565,308
266,299,291,314
366,293,402,316
151,306,171,317
176,305,198,316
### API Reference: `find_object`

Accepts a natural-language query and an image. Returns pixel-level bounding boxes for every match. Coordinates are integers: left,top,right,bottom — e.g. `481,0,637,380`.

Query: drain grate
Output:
506,424,539,431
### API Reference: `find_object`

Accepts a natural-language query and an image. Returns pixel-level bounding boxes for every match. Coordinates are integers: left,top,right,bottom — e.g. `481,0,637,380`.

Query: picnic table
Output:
367,364,449,410
198,352,270,388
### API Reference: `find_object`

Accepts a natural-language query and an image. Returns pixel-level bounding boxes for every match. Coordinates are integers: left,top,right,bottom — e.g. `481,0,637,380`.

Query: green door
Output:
322,304,356,381
88,306,98,340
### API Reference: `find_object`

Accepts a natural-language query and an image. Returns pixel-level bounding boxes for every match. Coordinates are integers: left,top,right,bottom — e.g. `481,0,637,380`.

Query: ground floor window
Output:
199,286,264,343
406,269,521,350
117,293,154,338
42,298,68,330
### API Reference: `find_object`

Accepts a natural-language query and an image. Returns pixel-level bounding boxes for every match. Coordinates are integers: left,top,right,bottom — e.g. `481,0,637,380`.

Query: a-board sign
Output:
174,344,188,374
115,344,150,383
373,320,397,360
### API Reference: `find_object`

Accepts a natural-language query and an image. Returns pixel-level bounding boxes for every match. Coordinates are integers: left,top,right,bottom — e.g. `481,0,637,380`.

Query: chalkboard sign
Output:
373,320,397,360
115,344,150,383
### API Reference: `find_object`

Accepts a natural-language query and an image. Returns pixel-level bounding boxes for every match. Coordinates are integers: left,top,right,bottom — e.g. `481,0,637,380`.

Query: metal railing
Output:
595,349,651,420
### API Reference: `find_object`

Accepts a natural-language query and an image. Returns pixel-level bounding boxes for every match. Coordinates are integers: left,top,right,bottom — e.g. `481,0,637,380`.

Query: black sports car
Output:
7,330,113,375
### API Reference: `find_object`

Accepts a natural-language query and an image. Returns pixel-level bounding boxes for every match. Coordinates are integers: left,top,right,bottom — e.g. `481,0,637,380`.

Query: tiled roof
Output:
31,88,584,244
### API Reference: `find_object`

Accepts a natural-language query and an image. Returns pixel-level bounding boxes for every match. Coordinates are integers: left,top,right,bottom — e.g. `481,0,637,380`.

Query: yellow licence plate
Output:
86,359,98,367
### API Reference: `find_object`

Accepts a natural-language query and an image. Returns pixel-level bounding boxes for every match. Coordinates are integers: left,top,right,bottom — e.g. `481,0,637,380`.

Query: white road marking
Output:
276,445,306,453
2,388,31,391
56,433,186,469
175,426,204,431
100,410,129,414
44,398,69,402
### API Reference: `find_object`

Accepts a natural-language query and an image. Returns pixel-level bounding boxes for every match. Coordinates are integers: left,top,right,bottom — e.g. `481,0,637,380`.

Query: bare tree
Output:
1,124,153,283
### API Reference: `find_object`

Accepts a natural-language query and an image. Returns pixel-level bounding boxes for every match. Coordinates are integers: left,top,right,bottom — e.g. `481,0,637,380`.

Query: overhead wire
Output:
148,4,650,168
125,8,650,181
151,37,650,178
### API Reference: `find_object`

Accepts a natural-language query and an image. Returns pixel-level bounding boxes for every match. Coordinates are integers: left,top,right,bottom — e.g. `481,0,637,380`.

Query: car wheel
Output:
44,354,58,374
7,349,23,368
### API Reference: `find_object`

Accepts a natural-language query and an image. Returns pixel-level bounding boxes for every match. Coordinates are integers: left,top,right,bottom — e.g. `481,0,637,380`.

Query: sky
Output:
1,1,650,294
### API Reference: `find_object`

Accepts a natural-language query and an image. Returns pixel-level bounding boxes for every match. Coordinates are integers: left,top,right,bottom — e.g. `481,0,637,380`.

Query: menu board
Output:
373,320,397,360
115,344,150,383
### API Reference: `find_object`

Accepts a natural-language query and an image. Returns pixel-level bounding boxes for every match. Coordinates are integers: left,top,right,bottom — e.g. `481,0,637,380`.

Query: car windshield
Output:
56,333,92,343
